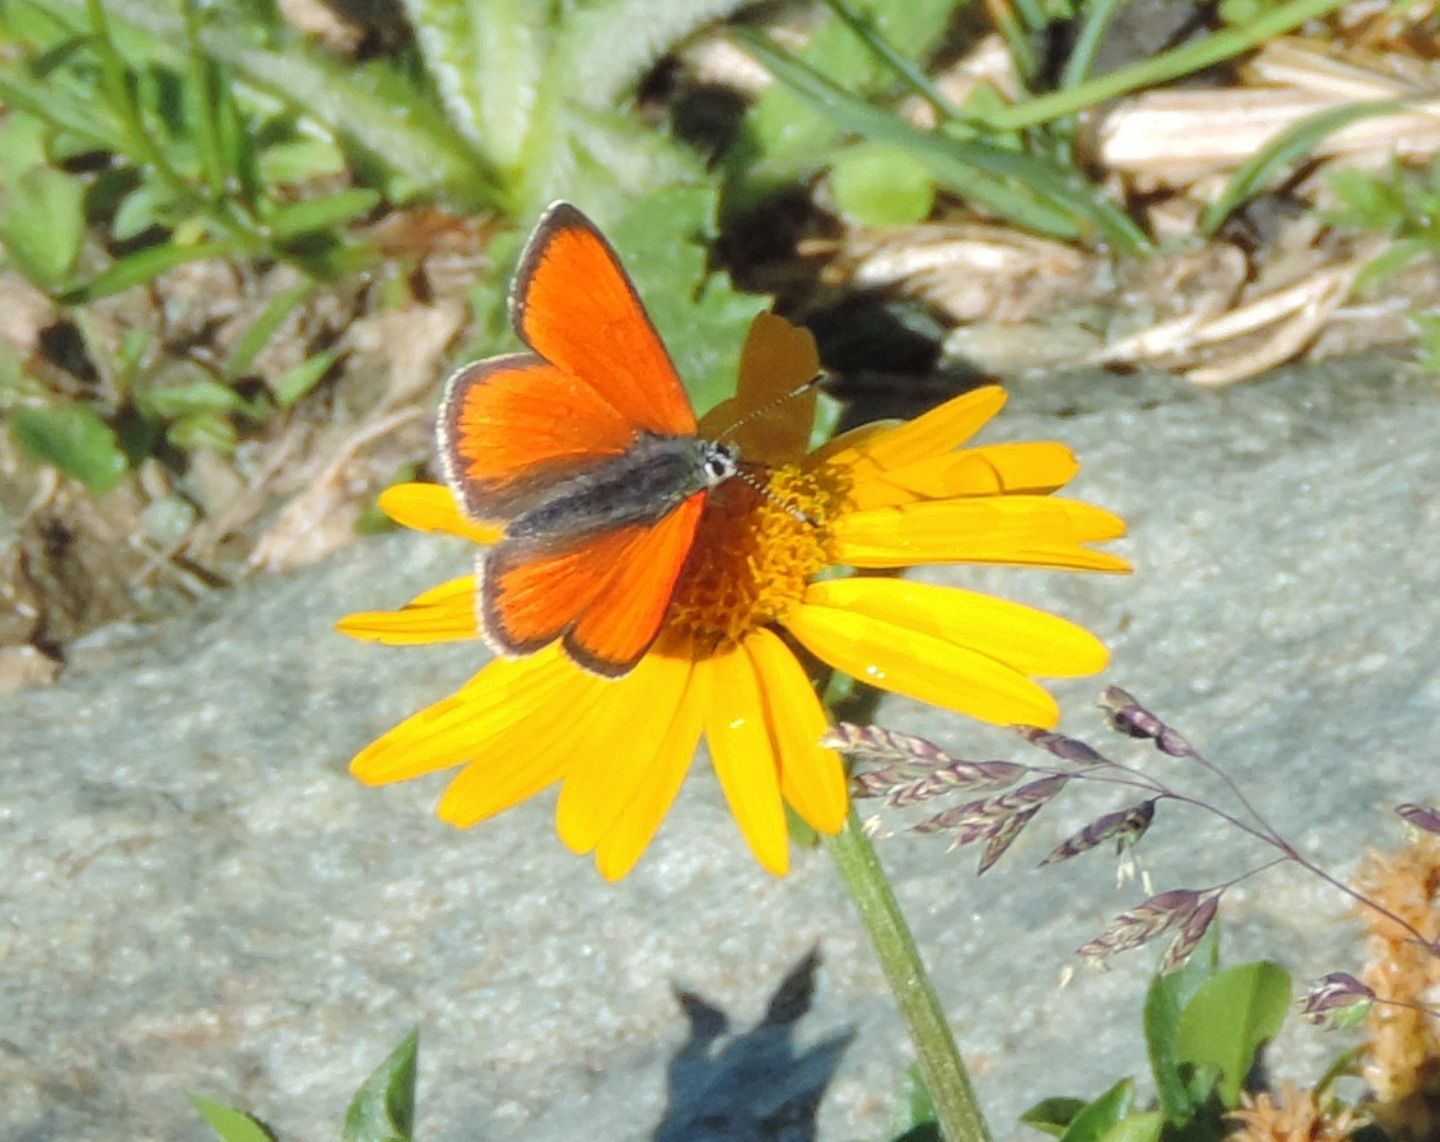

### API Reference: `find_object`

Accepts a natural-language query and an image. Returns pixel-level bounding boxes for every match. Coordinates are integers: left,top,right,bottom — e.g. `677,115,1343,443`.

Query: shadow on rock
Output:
654,947,854,1142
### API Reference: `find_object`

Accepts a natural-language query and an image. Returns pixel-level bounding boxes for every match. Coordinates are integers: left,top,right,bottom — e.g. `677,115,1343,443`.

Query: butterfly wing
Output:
481,493,706,676
438,353,641,521
511,203,697,438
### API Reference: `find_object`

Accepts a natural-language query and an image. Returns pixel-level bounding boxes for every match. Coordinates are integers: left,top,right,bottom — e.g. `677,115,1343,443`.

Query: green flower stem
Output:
827,811,992,1142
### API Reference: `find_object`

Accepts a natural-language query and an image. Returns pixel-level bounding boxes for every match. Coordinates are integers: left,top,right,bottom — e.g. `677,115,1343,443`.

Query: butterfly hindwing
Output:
480,493,706,676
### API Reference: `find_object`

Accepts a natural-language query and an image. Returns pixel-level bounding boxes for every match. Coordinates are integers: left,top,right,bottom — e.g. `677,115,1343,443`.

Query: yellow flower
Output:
339,314,1128,879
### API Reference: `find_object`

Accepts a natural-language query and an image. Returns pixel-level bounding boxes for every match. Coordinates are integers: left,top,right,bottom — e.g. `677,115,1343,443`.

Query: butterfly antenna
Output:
735,466,817,527
715,372,828,444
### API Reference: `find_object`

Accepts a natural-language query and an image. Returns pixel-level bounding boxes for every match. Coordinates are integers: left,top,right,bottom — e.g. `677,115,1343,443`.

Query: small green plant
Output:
832,687,1440,1138
0,0,774,495
1328,155,1440,282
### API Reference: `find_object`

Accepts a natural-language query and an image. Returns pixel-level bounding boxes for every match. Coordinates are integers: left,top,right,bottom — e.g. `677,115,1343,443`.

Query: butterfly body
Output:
500,431,737,543
438,203,738,677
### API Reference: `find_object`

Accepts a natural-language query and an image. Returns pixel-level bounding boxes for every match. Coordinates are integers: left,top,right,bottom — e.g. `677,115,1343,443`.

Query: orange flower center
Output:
665,463,847,654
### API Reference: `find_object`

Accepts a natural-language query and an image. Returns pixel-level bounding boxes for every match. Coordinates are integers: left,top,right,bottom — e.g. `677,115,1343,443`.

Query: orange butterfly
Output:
438,203,742,677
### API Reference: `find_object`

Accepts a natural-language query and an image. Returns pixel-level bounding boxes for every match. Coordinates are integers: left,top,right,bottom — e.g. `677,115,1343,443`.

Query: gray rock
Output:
3,354,1433,1140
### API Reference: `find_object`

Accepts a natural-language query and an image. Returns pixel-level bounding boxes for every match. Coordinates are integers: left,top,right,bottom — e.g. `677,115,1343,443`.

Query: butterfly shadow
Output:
653,947,854,1142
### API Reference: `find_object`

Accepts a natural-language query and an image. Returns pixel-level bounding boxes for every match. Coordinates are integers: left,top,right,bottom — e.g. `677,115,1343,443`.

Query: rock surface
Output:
4,355,1435,1140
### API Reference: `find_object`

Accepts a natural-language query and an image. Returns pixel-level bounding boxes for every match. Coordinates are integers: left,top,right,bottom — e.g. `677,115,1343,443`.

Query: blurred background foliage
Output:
0,0,1435,680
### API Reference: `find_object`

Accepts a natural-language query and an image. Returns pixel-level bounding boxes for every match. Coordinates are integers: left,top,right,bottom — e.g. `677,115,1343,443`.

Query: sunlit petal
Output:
820,387,1006,477
745,628,847,835
379,482,503,544
785,600,1062,728
832,496,1130,572
699,644,789,875
699,312,820,462
555,650,693,855
436,662,619,828
594,673,705,881
336,575,478,644
350,645,580,784
804,577,1109,677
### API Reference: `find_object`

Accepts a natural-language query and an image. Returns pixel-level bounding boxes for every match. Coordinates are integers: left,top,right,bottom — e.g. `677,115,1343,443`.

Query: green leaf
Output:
605,185,768,417
37,0,506,209
1325,166,1404,228
1355,237,1432,293
1202,100,1404,235
1175,961,1291,1108
189,1094,275,1142
1145,921,1218,1123
1,164,87,288
1098,1111,1164,1142
112,181,185,241
135,377,245,421
1020,1096,1088,1135
830,141,936,225
270,348,339,407
61,239,235,304
10,403,128,493
1057,1079,1134,1142
259,137,348,186
562,0,751,110
343,1028,419,1142
733,0,987,194
736,29,1149,252
0,109,51,186
263,188,380,240
166,411,238,453
899,1063,939,1132
400,0,543,173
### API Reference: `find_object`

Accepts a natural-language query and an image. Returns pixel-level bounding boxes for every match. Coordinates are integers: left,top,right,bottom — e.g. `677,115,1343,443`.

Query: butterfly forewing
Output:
511,203,696,439
438,354,641,521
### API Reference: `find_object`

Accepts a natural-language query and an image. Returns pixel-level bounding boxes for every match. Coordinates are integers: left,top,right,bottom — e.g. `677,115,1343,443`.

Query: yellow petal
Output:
555,649,693,855
842,442,1079,511
378,482,503,545
884,442,1080,502
744,628,847,835
804,577,1109,677
820,386,1006,477
700,313,820,463
785,600,1062,727
593,671,705,881
699,643,790,875
336,575,478,644
831,496,1130,572
436,660,619,827
350,645,581,784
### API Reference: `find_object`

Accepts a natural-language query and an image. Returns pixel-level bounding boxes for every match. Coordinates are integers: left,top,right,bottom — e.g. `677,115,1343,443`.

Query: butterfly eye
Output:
704,444,739,485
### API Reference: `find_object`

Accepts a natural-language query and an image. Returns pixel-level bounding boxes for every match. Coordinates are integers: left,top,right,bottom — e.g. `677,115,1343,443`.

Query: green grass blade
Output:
41,0,507,209
1201,100,1406,235
981,0,1352,131
224,280,319,381
60,240,237,304
738,29,1149,251
263,188,381,240
820,0,964,123
0,66,127,152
